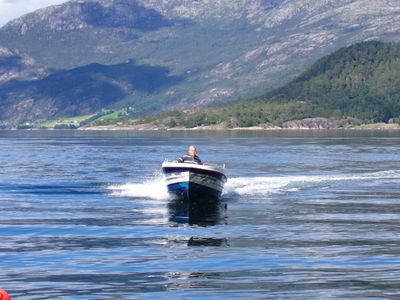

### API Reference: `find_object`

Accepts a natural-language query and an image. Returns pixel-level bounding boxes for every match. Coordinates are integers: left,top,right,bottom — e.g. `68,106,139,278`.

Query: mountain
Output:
0,46,47,83
1,0,400,123
140,41,400,128
0,59,182,122
267,41,400,122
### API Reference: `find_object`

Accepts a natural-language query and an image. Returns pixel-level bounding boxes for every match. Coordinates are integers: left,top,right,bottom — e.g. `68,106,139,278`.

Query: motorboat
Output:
161,160,227,201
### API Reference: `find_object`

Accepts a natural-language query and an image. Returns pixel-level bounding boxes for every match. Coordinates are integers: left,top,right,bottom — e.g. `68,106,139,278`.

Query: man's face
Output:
188,147,196,157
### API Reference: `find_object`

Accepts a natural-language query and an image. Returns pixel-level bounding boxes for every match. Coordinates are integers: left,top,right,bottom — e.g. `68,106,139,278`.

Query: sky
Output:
0,0,67,27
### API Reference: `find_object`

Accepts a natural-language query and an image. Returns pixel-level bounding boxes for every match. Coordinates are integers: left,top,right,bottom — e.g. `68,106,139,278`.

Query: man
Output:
178,145,203,164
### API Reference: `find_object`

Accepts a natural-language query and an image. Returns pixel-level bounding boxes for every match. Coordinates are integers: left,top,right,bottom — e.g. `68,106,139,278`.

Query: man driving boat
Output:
178,145,203,164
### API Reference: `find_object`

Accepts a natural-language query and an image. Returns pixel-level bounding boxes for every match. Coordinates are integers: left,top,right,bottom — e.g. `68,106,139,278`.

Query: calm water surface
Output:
0,130,399,299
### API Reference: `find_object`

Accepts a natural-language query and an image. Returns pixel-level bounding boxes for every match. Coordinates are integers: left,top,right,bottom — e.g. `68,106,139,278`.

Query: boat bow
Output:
161,161,227,201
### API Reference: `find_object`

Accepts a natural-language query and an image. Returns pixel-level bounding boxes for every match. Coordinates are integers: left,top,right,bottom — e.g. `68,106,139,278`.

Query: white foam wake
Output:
108,177,169,200
108,170,400,200
224,170,400,197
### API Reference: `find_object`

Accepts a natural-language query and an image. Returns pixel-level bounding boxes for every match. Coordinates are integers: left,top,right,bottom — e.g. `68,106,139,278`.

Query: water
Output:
0,130,399,299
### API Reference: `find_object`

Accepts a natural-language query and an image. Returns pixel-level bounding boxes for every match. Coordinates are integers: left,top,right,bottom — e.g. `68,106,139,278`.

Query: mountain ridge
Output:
1,0,400,124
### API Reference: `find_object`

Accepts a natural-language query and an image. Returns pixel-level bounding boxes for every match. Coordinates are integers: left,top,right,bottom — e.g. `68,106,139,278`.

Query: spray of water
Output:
107,170,400,200
108,177,169,200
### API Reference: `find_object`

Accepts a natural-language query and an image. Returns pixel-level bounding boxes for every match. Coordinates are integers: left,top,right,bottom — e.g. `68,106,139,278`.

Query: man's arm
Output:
178,155,187,163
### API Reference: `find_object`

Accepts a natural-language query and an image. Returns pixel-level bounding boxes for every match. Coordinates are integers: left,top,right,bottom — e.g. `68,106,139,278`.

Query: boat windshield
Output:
164,160,225,169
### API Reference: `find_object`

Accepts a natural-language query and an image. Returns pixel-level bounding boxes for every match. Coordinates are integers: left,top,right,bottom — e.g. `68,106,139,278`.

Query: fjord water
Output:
0,130,399,299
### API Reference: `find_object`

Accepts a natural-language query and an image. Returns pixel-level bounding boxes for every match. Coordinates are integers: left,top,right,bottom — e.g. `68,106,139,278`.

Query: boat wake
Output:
108,170,400,200
108,178,169,200
224,170,400,197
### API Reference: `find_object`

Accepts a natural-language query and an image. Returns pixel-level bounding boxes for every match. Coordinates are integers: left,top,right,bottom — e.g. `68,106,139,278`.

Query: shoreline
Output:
4,118,400,131
76,117,400,131
77,123,400,131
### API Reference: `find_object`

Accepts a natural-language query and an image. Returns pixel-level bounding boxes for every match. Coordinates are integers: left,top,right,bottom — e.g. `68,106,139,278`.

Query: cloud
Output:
0,0,68,27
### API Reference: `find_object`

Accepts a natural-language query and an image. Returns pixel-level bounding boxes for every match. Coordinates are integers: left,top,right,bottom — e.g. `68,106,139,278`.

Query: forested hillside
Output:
137,42,400,128
268,41,400,122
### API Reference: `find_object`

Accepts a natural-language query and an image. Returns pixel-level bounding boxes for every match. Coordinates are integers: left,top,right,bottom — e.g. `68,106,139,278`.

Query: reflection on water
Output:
167,198,227,226
188,237,229,247
168,198,229,247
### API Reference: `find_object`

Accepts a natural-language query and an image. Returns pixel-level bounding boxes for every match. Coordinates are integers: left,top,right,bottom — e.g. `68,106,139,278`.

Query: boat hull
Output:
162,162,227,201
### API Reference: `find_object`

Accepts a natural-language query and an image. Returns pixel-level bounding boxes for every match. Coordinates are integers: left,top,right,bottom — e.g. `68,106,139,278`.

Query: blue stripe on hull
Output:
168,182,189,199
167,181,221,201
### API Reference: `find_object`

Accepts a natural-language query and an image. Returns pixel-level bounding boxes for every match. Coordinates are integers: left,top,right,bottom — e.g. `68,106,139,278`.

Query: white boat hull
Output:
161,161,227,201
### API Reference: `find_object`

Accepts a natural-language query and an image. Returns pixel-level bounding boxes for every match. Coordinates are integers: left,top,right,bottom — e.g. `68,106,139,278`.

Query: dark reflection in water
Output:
168,198,229,247
188,237,229,247
167,198,227,226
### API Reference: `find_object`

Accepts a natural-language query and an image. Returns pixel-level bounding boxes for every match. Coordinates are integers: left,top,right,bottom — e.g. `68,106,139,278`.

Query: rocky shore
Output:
79,117,400,131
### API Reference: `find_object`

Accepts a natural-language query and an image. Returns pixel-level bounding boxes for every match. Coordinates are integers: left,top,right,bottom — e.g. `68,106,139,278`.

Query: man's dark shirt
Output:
178,154,202,164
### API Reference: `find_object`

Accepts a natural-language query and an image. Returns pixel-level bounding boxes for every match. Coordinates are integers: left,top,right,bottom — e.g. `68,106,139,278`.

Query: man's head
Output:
188,145,197,157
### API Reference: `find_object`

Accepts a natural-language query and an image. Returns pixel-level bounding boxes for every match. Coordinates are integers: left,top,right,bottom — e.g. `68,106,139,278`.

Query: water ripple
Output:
1,131,400,299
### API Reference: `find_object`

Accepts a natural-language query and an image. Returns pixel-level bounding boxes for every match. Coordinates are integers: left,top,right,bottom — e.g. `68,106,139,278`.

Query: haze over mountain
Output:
1,0,400,124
